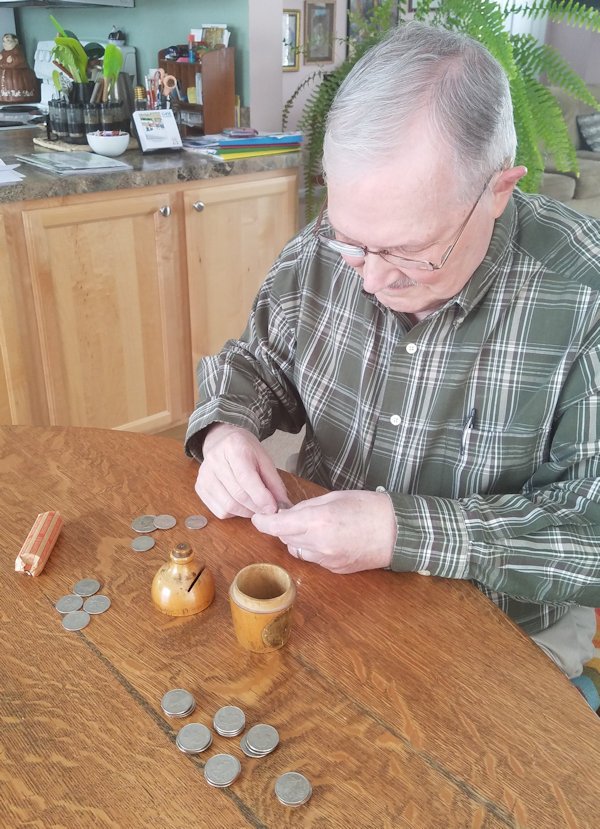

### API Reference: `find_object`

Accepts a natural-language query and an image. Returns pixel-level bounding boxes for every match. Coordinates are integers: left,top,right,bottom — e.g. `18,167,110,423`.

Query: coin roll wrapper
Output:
15,511,63,576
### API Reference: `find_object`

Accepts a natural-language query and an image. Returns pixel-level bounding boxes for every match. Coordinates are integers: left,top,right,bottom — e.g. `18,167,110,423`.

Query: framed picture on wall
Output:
283,10,301,71
305,1,336,63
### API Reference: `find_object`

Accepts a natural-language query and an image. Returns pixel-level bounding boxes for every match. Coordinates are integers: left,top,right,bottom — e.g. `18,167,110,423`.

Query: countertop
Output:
0,128,300,205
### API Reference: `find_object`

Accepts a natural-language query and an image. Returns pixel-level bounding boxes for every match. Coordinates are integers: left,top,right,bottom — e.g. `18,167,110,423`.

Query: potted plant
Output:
284,0,600,220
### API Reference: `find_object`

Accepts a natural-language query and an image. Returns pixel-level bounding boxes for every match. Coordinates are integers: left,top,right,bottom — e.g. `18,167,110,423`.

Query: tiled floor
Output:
157,423,303,472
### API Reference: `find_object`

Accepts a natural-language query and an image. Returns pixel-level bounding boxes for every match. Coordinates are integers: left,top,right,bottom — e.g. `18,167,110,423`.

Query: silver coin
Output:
245,723,279,755
73,578,101,597
204,754,241,788
184,515,208,530
55,594,84,614
161,689,196,718
240,735,263,758
153,514,177,530
62,609,90,632
213,705,245,737
275,772,312,807
131,536,155,552
83,594,111,615
176,723,213,754
131,515,156,533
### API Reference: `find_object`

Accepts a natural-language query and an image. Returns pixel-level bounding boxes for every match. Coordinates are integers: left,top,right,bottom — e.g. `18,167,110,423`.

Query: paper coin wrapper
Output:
15,511,63,576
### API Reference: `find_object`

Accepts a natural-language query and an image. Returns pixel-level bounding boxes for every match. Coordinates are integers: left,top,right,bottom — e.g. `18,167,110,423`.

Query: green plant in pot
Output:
49,15,104,101
284,0,600,221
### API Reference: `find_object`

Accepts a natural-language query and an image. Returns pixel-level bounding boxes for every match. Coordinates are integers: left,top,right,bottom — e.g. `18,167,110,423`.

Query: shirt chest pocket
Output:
442,421,551,498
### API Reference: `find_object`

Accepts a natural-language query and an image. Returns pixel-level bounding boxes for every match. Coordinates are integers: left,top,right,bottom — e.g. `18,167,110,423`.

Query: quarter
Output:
245,723,279,755
204,754,241,788
274,771,312,806
184,515,208,530
62,609,91,632
161,688,196,718
131,515,157,533
131,536,155,552
55,594,84,614
83,595,111,614
176,723,213,754
153,514,177,530
73,578,101,597
213,705,245,737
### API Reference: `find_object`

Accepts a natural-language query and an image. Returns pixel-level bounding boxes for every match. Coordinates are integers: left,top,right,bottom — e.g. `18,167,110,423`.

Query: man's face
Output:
325,130,516,320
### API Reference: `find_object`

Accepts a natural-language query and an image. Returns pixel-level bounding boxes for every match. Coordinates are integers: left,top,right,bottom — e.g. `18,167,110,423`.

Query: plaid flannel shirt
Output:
186,191,600,635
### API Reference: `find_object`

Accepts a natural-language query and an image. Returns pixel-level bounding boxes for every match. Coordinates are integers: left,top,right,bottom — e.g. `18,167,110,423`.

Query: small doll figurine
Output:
0,33,40,103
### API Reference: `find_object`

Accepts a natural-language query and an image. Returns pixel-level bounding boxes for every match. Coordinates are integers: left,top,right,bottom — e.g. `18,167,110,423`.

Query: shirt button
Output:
405,343,417,354
375,485,386,493
417,569,431,576
390,414,401,426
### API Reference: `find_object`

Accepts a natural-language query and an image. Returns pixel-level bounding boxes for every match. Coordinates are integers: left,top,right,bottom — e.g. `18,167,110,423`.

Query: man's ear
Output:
491,166,527,218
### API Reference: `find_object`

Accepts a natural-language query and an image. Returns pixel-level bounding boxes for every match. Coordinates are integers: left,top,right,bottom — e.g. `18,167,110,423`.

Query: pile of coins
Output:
130,513,208,552
55,578,111,631
160,688,311,806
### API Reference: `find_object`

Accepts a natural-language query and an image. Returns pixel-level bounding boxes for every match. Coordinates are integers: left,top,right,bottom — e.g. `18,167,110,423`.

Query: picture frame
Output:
305,1,336,63
283,10,301,71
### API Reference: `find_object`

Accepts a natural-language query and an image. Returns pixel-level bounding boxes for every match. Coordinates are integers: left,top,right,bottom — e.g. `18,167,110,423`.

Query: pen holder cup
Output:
48,99,69,141
229,563,296,653
65,103,86,144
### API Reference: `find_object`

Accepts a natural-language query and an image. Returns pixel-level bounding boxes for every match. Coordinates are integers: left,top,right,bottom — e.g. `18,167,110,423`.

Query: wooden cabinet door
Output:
20,190,193,432
184,169,298,380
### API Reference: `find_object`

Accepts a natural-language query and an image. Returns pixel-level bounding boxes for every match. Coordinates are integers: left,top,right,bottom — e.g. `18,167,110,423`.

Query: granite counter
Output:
0,128,300,204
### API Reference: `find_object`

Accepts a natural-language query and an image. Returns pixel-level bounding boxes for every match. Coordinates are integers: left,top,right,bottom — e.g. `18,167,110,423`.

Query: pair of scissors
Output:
153,68,178,98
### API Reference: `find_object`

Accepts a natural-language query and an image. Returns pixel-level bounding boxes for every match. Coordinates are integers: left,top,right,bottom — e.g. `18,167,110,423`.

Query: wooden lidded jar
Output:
151,542,215,616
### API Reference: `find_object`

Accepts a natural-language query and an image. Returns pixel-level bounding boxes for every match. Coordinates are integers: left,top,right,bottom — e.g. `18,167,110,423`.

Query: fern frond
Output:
524,77,579,173
505,0,600,31
510,71,545,191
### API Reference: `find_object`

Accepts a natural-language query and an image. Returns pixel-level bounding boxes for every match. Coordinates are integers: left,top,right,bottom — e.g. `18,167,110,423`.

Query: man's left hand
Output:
251,490,397,574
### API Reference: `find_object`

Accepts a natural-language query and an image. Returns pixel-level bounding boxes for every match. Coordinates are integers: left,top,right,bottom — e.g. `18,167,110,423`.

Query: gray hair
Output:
323,22,516,201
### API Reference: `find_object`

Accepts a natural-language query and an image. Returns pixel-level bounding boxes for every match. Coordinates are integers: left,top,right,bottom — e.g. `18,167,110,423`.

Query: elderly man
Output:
186,23,600,682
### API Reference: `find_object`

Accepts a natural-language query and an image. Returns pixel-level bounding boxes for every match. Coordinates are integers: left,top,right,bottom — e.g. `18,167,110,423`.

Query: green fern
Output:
286,0,600,221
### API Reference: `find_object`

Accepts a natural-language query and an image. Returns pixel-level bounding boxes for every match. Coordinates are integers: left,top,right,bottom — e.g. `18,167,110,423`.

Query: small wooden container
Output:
229,563,296,653
151,542,215,617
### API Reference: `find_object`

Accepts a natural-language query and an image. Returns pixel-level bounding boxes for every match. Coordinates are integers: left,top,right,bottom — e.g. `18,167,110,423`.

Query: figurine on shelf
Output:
0,33,40,103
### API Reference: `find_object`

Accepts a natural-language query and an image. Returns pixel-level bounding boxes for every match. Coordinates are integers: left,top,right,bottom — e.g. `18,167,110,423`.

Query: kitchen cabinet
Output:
0,167,298,432
184,169,298,384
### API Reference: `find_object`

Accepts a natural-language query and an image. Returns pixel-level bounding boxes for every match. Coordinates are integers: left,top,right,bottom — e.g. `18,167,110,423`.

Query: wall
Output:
15,0,250,104
545,20,600,84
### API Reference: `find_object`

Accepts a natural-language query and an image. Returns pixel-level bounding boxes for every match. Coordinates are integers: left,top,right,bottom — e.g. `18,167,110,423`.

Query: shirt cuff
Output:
184,400,262,461
387,493,471,579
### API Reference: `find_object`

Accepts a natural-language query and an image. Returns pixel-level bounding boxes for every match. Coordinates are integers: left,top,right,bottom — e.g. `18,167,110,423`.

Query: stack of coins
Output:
274,772,312,807
204,754,241,788
176,722,213,754
55,578,110,631
161,688,196,718
240,724,279,758
213,705,245,737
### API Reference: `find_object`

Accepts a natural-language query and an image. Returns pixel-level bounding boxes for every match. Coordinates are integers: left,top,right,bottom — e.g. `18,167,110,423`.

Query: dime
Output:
204,754,241,788
55,594,84,614
131,536,155,552
184,515,208,530
83,595,111,615
153,514,177,530
245,723,279,755
274,772,312,807
213,705,245,737
131,515,156,533
73,578,101,597
62,609,90,632
160,688,196,718
176,723,213,754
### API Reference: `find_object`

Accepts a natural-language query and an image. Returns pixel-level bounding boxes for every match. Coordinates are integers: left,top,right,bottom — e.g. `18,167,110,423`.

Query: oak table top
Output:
1,425,599,829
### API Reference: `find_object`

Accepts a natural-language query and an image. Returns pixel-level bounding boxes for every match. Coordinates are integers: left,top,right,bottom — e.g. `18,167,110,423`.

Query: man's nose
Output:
359,253,397,294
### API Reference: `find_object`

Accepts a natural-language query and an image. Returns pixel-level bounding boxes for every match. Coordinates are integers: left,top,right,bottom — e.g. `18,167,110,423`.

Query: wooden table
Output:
1,426,599,828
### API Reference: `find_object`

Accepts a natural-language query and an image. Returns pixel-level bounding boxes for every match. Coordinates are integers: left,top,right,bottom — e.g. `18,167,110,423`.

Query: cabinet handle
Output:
193,201,205,212
159,206,171,217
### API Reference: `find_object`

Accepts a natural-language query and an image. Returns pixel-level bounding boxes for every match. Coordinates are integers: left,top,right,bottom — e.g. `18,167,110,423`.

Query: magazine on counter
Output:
15,152,132,175
132,109,183,153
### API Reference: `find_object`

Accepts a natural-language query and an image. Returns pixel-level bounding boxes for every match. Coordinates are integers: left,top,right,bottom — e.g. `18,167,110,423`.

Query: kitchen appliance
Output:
34,40,136,105
0,1,133,7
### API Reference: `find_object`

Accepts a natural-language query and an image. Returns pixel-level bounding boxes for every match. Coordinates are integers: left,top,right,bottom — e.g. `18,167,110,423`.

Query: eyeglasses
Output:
314,177,492,272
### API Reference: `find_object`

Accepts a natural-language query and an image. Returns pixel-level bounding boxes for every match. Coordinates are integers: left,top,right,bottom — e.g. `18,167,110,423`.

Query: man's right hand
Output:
195,423,291,519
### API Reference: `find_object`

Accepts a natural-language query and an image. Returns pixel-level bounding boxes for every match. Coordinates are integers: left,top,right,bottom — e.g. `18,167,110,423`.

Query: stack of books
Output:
182,131,302,160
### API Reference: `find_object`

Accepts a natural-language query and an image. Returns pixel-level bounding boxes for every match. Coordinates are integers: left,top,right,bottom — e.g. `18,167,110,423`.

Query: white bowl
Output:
86,130,130,157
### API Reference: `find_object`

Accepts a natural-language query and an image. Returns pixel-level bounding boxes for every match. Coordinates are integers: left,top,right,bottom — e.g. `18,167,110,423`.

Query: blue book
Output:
213,132,303,147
